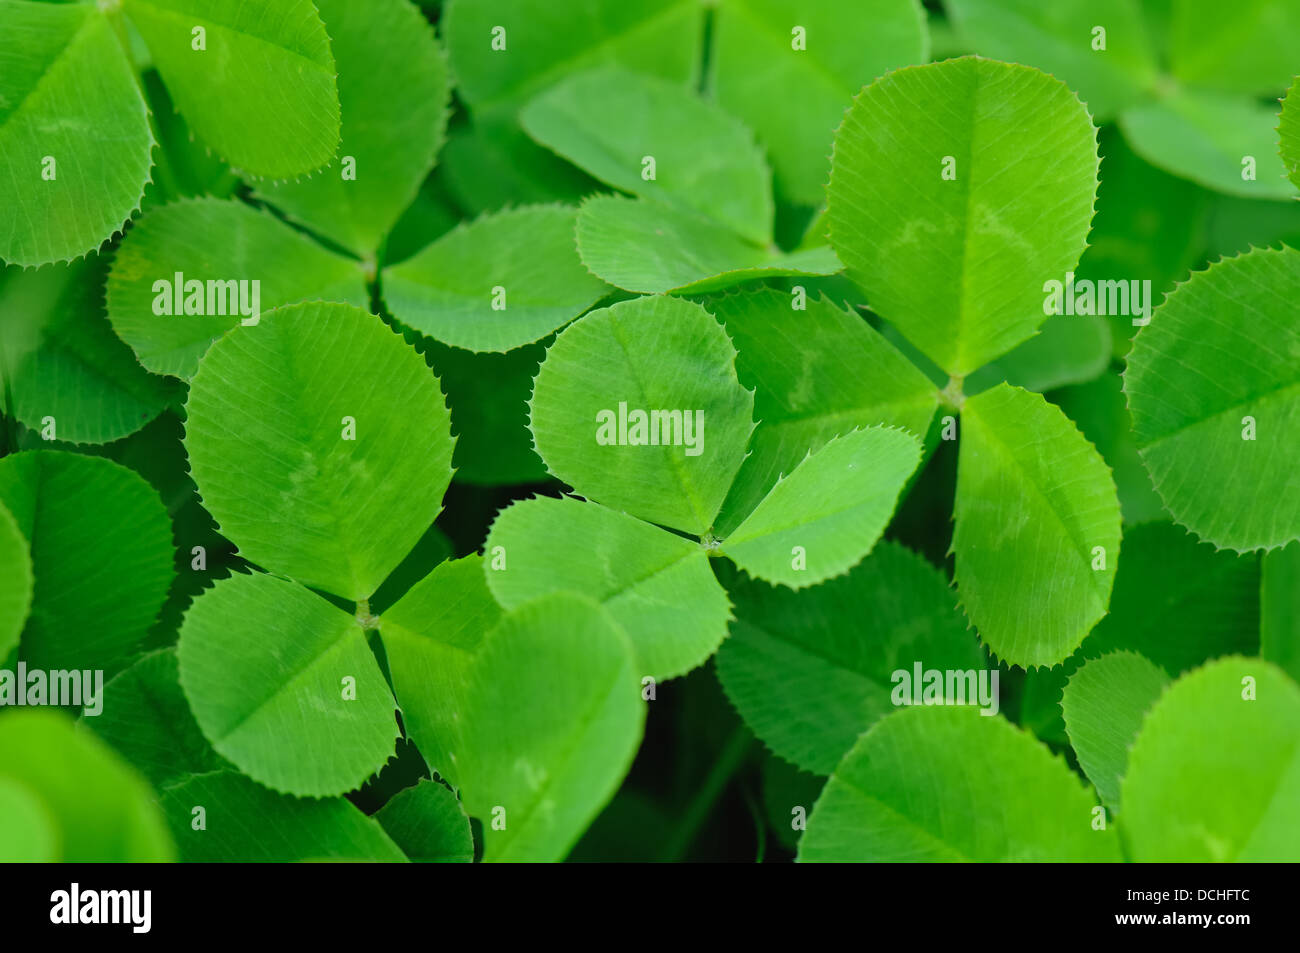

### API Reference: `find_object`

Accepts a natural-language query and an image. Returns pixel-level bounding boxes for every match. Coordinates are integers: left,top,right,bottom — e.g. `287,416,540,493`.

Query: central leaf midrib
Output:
213,614,373,745
125,0,334,72
605,310,711,533
963,403,1109,601
486,655,632,859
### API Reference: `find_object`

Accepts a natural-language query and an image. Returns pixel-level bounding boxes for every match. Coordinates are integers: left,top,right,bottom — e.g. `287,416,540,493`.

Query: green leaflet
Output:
954,384,1121,669
184,302,455,601
1053,371,1165,525
716,542,987,775
827,57,1100,377
529,295,754,537
177,571,399,798
1082,521,1259,673
1120,90,1296,200
575,195,842,294
374,779,474,863
122,0,341,179
945,0,1158,122
710,0,929,207
0,258,176,444
708,289,938,536
381,554,502,788
723,426,922,589
456,593,645,862
0,0,153,267
0,710,174,862
84,648,226,791
0,776,57,862
106,197,369,380
484,496,731,680
1125,246,1300,551
160,771,406,862
798,706,1120,861
1060,651,1170,811
1282,77,1300,190
1168,0,1300,97
1122,657,1300,861
522,66,772,244
443,0,701,118
0,451,174,677
0,500,33,663
382,205,611,352
257,0,450,255
1260,541,1300,683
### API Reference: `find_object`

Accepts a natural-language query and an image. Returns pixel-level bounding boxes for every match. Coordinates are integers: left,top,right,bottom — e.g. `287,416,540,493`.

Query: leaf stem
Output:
939,375,965,412
657,725,753,862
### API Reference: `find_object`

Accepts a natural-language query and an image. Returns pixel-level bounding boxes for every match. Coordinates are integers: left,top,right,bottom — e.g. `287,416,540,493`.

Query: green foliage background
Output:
0,0,1297,862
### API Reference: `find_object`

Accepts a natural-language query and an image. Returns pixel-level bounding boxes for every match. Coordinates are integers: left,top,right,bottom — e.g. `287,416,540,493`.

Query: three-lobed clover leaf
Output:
1124,245,1300,551
500,293,925,678
178,301,456,796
